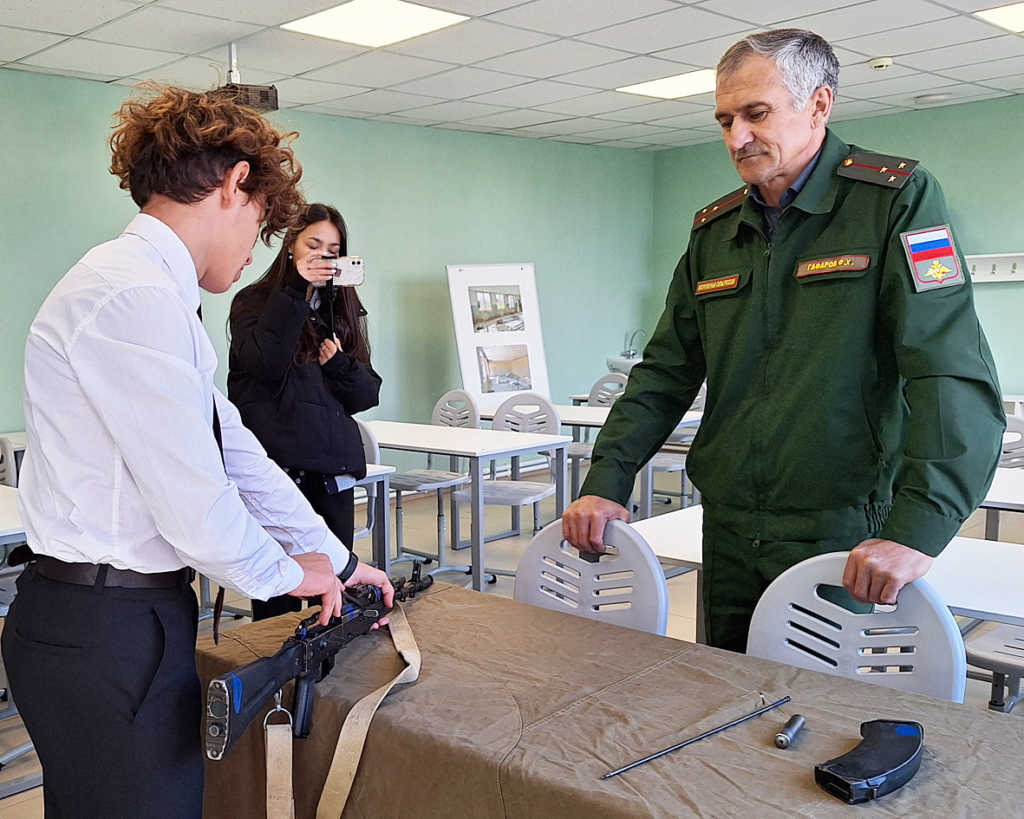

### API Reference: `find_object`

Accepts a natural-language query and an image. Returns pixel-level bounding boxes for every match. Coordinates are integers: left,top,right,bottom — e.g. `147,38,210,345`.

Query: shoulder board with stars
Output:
837,150,919,189
692,185,748,230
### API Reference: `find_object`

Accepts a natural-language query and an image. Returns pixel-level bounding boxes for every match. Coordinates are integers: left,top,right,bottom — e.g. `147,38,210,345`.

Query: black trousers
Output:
251,479,355,621
1,567,202,818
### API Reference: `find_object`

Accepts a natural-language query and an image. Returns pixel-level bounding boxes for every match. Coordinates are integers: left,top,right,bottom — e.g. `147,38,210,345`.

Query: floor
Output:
1,470,1021,816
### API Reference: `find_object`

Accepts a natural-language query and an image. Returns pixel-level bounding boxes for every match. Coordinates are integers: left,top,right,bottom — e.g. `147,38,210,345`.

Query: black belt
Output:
32,555,193,590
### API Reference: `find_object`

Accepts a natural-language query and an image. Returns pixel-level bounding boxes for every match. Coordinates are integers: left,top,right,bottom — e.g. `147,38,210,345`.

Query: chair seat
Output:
568,441,593,459
452,480,555,507
650,452,686,472
966,624,1024,677
390,469,470,492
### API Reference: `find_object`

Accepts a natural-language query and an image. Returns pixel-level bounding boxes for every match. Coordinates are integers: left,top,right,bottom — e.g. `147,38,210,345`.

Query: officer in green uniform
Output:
563,29,1005,652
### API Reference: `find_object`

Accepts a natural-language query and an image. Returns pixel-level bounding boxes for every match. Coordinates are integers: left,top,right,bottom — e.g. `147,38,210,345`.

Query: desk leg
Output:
449,456,461,552
695,567,706,644
638,462,653,520
570,424,581,500
470,458,484,592
985,508,1000,541
373,474,391,575
555,445,567,517
510,455,521,534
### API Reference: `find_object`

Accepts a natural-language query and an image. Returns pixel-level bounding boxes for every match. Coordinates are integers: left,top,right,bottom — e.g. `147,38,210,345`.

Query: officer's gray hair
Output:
717,29,839,110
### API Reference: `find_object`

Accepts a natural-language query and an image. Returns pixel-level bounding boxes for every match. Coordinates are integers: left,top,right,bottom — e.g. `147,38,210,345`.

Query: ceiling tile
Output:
595,139,657,149
928,0,1003,9
544,134,608,144
900,36,1024,71
0,27,65,62
130,56,285,89
829,98,902,120
596,99,706,122
392,66,524,97
7,63,117,83
465,78,590,106
836,60,917,87
271,76,367,104
578,6,750,53
698,0,871,26
396,98,511,120
1,0,139,36
553,116,633,133
557,55,696,89
88,7,261,53
579,122,676,140
646,108,719,128
19,38,176,77
512,119,583,135
979,74,1024,91
533,90,653,115
201,29,365,75
488,0,677,36
885,82,1011,106
339,89,447,113
462,108,565,127
158,0,338,26
475,39,630,78
371,112,445,125
417,1,529,14
644,129,717,146
937,54,1024,82
388,19,553,63
841,72,952,98
838,16,999,55
652,29,759,67
786,1,954,44
302,51,451,86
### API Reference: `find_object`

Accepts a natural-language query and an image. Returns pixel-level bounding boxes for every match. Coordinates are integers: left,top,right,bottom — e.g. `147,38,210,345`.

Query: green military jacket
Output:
582,129,1005,556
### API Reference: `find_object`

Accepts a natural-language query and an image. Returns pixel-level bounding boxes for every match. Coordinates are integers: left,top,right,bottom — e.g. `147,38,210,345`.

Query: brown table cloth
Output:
198,583,1024,818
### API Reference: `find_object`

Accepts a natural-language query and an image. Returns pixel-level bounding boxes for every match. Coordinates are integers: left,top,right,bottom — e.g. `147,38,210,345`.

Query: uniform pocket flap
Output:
795,252,872,281
695,269,751,299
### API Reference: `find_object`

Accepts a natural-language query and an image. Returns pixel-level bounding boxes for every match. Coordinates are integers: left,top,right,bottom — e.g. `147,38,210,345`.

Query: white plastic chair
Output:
1001,415,1024,468
568,373,628,498
453,392,560,541
389,390,476,572
0,438,15,488
349,418,381,542
747,552,966,702
514,520,668,635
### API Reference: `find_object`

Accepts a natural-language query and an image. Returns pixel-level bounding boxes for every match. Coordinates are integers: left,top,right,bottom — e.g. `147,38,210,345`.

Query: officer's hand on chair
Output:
343,562,394,630
842,539,933,605
288,553,344,626
562,495,630,554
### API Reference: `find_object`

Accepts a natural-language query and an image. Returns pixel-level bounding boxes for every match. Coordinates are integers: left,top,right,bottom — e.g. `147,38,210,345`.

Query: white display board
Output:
446,263,550,410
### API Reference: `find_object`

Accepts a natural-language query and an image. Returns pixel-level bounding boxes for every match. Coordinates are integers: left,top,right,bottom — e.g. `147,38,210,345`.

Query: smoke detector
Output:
868,56,894,71
913,92,953,105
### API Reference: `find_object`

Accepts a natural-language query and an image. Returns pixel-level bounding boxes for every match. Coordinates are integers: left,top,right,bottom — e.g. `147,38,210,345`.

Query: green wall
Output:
0,68,654,433
650,94,1024,392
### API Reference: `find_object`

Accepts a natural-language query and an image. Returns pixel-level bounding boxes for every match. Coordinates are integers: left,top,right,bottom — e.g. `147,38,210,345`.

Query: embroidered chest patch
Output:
796,254,871,277
900,225,965,292
695,275,739,295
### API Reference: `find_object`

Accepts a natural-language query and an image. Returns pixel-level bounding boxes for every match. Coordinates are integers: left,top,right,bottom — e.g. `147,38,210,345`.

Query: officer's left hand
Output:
842,539,933,605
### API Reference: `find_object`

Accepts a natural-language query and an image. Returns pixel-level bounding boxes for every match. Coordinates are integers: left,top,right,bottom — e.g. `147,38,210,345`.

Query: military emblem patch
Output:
695,275,739,295
900,225,964,292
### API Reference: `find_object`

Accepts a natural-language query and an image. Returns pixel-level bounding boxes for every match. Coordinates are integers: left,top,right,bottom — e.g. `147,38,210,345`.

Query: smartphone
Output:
319,255,364,287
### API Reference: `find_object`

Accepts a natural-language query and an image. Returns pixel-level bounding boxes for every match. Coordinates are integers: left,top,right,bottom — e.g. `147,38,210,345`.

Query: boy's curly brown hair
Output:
109,84,305,244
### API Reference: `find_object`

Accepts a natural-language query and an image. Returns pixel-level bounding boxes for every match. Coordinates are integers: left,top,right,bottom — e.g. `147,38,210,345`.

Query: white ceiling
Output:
1,0,1022,151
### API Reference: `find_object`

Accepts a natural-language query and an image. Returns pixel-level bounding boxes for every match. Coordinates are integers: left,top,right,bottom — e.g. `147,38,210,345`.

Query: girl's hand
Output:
319,334,340,365
297,254,336,285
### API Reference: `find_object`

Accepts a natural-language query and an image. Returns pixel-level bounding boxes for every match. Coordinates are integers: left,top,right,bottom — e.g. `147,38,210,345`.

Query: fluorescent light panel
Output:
974,2,1024,32
617,69,717,99
282,0,467,48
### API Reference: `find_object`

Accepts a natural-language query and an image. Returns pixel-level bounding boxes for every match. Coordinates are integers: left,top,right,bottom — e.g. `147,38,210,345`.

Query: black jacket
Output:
227,285,381,478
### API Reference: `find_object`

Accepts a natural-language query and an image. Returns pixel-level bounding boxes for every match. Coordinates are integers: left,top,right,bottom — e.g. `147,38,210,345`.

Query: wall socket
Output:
966,253,1024,284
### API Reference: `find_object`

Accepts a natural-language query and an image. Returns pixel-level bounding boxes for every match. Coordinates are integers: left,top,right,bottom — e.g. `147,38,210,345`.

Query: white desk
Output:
980,467,1024,539
632,504,1024,634
0,484,25,548
0,430,26,483
366,420,570,591
569,393,590,406
1004,394,1024,417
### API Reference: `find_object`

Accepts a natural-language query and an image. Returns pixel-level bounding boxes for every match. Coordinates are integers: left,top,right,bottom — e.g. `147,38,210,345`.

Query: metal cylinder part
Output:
775,714,806,749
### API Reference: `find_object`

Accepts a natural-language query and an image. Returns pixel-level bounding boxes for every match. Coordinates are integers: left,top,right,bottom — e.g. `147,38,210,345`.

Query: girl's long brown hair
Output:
229,203,371,365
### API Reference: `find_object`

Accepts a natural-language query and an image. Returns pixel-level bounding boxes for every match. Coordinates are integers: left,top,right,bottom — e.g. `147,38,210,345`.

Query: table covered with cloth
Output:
197,582,1024,818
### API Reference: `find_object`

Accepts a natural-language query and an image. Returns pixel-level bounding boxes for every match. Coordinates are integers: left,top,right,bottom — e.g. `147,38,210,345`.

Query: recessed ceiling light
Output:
974,2,1024,32
617,69,717,99
281,0,468,48
914,92,953,105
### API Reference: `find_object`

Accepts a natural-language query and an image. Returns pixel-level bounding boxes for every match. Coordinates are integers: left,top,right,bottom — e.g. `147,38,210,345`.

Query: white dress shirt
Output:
19,213,351,600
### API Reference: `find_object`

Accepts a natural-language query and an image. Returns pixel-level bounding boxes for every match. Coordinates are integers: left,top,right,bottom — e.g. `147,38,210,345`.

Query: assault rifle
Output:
205,564,432,760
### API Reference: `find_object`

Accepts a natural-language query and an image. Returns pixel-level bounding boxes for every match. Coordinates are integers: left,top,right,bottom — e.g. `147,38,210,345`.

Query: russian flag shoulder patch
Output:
899,224,965,292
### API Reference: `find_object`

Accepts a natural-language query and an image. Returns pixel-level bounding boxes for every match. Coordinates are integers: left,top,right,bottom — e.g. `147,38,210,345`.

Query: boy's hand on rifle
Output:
288,552,344,626
344,562,395,629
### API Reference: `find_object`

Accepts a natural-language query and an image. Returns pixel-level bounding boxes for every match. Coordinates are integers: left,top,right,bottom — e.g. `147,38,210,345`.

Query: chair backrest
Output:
746,552,966,702
0,438,14,487
1002,415,1024,468
431,389,480,429
350,419,379,541
514,520,668,635
586,372,628,407
492,392,560,435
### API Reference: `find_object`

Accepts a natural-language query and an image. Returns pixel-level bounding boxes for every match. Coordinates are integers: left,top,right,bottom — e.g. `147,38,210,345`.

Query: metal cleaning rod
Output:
601,695,792,780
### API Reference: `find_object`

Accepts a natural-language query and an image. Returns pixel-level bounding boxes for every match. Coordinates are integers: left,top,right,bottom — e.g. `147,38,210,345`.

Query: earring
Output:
287,251,293,259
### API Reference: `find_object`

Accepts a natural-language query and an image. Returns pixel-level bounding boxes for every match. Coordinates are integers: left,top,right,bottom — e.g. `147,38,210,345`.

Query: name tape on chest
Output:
796,254,871,278
899,225,965,292
695,275,740,295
